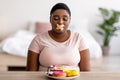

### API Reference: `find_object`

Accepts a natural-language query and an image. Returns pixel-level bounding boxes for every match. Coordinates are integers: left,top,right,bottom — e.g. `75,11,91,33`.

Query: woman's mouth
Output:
56,24,64,31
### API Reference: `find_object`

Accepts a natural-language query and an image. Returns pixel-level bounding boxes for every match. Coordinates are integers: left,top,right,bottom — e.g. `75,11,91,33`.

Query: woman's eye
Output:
53,17,59,21
52,16,69,21
63,17,68,21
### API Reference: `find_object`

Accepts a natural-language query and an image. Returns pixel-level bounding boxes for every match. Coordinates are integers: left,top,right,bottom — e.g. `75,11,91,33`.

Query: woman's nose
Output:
58,18,64,24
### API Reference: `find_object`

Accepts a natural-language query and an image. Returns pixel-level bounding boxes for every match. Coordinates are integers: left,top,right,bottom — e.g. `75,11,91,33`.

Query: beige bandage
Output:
56,24,64,31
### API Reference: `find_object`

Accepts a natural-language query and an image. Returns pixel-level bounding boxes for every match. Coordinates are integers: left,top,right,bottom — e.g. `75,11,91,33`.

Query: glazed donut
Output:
53,71,66,77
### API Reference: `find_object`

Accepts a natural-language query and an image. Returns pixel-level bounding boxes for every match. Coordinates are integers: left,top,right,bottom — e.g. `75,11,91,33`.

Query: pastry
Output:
53,71,66,77
47,65,79,77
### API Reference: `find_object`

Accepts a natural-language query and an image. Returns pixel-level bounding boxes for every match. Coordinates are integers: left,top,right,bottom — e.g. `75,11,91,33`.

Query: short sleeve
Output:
78,34,89,51
28,34,42,53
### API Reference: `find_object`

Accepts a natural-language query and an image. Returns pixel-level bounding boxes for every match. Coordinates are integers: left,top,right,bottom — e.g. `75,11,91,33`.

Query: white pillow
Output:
0,30,35,57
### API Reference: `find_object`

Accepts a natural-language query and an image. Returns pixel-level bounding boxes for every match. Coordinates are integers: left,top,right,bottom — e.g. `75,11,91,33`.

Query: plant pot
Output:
102,46,110,56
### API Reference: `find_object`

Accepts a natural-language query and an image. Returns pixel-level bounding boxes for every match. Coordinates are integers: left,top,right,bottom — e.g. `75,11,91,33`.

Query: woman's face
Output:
50,9,71,33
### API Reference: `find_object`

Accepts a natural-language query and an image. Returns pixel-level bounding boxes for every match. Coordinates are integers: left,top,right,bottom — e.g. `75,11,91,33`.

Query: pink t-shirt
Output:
28,31,88,71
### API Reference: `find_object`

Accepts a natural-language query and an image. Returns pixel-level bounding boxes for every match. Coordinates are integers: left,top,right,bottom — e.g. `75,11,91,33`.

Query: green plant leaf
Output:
97,31,104,36
97,7,120,46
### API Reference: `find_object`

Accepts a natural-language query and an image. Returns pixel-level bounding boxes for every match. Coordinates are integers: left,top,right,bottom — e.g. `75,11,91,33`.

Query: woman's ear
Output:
50,16,52,23
69,17,71,23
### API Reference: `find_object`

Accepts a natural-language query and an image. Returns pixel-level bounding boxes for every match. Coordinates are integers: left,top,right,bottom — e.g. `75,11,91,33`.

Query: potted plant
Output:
97,8,120,56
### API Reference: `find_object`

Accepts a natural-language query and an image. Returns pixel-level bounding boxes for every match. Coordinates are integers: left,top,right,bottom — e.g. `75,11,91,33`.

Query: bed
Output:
0,21,102,71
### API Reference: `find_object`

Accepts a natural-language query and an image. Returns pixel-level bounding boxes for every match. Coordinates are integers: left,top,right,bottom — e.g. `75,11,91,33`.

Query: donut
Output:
66,70,79,77
53,71,66,77
47,65,79,77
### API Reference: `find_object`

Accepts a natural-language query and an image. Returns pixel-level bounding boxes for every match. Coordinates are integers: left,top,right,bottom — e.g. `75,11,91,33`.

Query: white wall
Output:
0,0,120,55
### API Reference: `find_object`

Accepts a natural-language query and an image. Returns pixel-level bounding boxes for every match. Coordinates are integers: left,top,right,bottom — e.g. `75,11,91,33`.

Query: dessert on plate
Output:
47,65,79,78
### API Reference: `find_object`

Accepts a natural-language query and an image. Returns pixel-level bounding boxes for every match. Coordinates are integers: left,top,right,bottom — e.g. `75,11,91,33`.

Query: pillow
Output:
0,30,35,57
35,22,52,34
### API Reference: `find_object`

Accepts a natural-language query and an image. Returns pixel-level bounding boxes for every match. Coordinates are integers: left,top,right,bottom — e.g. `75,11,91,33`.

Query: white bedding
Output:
0,30,35,57
80,31,102,58
0,29,102,58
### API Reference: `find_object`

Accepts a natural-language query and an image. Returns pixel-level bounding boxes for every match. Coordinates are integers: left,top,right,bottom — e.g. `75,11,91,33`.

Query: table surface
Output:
0,71,120,80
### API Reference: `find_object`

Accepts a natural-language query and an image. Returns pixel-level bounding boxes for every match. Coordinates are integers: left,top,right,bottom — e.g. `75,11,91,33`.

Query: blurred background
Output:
0,0,120,55
0,0,120,72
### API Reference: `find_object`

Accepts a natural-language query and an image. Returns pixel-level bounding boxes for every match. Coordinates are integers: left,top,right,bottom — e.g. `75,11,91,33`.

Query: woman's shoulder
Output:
31,32,48,42
35,32,48,37
71,30,82,37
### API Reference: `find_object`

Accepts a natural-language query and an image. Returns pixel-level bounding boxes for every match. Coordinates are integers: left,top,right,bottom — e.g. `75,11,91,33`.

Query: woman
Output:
26,3,90,71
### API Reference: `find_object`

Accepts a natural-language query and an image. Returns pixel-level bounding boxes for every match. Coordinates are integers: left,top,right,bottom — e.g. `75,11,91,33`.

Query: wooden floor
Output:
0,53,120,72
0,53,26,71
98,55,120,72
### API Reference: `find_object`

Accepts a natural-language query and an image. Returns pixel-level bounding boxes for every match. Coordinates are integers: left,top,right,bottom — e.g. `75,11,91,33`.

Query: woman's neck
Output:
48,30,70,42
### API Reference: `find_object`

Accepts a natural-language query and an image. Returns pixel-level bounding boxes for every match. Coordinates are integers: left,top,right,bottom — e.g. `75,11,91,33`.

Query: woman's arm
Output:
79,49,90,71
26,50,40,71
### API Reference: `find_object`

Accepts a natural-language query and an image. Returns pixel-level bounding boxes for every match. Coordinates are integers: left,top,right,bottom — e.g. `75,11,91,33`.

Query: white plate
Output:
46,74,80,80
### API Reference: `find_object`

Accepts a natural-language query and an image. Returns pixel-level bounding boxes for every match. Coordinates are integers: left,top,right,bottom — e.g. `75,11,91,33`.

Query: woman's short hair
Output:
50,3,71,17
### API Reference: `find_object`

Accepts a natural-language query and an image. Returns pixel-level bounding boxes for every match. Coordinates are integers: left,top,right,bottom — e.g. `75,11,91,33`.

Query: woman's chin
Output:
55,29,65,33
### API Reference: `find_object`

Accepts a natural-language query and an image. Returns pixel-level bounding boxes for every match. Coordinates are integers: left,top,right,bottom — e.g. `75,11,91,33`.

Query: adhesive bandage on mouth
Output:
56,24,64,31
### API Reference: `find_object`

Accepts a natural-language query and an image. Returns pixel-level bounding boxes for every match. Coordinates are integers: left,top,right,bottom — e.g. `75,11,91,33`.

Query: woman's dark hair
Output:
50,3,71,17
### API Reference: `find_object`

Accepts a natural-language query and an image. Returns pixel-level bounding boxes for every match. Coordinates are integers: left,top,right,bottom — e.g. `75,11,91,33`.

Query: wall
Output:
0,0,120,55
